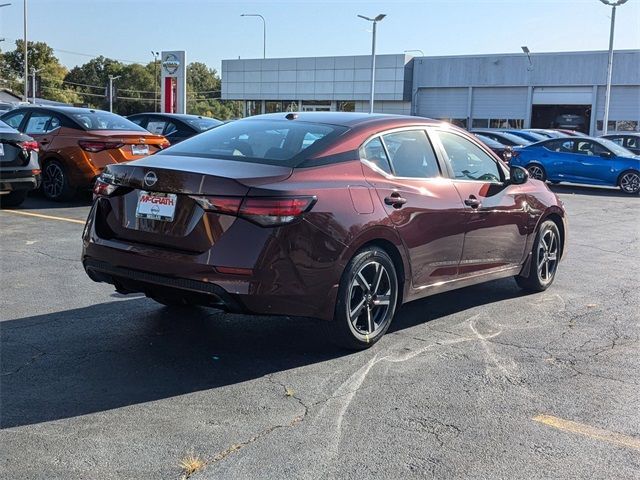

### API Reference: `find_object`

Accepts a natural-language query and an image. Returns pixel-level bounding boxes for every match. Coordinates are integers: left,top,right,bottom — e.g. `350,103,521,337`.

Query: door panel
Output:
433,129,529,274
360,130,465,288
571,140,617,185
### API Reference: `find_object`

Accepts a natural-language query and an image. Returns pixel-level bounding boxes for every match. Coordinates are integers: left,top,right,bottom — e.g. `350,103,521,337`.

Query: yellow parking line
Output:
533,414,640,451
0,209,85,225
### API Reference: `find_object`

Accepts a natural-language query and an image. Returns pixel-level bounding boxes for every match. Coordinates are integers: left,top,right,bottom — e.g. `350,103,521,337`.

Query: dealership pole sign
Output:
160,51,187,114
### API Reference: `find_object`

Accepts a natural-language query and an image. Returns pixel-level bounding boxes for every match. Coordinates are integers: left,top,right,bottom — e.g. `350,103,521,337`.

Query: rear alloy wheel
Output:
619,171,640,195
526,164,547,182
327,247,398,349
42,160,76,201
0,190,28,208
516,220,561,292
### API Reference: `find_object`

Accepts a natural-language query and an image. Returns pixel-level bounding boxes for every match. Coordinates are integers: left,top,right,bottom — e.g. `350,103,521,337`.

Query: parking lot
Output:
1,185,639,479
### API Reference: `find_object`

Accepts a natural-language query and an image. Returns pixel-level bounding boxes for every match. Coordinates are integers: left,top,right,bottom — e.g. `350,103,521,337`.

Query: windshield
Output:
184,117,223,132
162,119,348,166
496,132,530,145
598,138,637,157
70,111,147,131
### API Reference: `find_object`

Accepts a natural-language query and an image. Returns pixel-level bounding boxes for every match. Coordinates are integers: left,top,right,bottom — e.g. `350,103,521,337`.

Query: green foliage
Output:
0,41,241,120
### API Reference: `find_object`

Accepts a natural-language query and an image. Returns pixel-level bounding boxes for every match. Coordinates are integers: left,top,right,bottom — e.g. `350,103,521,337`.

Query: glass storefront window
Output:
283,101,299,112
338,101,355,112
245,101,263,117
472,119,489,128
265,101,283,113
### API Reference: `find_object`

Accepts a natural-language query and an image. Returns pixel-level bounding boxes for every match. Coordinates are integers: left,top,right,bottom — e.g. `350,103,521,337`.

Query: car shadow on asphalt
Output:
1,278,529,429
548,183,636,198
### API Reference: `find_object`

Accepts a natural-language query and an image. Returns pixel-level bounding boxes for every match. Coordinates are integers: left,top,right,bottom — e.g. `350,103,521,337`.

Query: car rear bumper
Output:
81,203,343,321
0,172,40,192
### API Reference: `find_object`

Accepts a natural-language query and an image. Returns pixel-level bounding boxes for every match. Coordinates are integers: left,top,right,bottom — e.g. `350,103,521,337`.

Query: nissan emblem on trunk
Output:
144,171,158,187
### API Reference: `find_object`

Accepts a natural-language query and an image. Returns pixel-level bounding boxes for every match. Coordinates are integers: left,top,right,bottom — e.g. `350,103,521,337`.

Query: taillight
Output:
191,195,316,227
19,140,39,152
79,141,125,153
159,140,171,149
93,177,118,198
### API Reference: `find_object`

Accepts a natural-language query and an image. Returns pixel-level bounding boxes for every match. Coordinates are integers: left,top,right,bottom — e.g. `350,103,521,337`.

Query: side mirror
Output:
599,150,613,158
509,166,529,185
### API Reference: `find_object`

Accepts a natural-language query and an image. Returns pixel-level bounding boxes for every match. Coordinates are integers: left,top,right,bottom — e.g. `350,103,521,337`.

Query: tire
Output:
326,246,399,350
526,163,547,182
42,159,76,201
516,220,561,292
618,170,640,195
0,190,28,208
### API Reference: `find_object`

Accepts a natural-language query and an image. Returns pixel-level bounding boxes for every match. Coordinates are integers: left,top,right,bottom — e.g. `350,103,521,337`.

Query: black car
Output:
472,133,513,163
0,120,40,207
127,113,222,145
601,133,640,155
469,129,530,147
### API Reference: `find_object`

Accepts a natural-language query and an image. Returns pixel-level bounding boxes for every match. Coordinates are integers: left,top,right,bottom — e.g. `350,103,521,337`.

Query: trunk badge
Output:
144,171,158,187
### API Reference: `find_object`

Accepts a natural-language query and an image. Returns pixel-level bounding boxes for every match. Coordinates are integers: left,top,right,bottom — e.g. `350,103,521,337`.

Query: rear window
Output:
162,119,347,166
184,117,223,132
70,111,147,131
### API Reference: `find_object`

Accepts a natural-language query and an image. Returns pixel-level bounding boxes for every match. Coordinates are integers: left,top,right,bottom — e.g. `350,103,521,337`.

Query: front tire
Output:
526,164,547,182
516,220,561,292
618,170,640,195
326,246,399,350
42,160,76,201
0,190,28,207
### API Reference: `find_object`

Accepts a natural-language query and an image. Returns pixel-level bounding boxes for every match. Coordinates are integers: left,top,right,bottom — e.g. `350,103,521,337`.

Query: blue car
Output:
511,137,640,194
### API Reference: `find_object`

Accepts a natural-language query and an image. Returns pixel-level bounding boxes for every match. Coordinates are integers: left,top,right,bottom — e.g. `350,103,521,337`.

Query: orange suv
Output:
1,106,169,200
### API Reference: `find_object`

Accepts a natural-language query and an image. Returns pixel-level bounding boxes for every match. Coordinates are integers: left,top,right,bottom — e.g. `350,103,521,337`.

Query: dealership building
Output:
221,49,640,135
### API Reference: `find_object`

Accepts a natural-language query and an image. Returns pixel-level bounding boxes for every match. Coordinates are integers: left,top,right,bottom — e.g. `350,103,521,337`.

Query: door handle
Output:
384,192,407,208
464,196,481,209
40,138,49,145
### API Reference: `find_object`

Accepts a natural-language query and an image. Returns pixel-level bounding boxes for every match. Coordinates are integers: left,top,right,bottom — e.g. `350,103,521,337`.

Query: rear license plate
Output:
0,143,4,158
136,191,177,221
132,144,149,156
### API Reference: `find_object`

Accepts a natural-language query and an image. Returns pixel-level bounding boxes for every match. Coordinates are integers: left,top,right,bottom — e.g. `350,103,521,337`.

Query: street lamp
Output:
30,66,41,103
599,0,629,134
521,46,533,71
151,51,160,112
23,0,28,102
240,13,266,59
404,49,424,57
108,75,121,113
358,13,386,114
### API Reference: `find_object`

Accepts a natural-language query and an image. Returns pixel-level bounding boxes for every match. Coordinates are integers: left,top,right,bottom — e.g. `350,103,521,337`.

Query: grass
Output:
179,453,206,478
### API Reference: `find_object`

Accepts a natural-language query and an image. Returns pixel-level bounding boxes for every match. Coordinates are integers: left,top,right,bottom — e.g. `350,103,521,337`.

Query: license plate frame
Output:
132,144,149,156
135,191,177,222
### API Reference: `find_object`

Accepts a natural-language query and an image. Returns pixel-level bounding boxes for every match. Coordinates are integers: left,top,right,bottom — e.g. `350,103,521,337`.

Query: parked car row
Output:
469,127,639,194
0,106,221,202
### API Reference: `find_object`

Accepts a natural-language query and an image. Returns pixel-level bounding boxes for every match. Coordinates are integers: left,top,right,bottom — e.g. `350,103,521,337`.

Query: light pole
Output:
358,14,386,114
151,51,159,112
404,49,424,57
108,75,121,113
240,13,266,59
599,0,628,135
521,46,533,71
30,66,41,103
23,0,28,102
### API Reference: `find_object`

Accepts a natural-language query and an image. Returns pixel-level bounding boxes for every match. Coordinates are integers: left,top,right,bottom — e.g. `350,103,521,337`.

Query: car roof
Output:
10,105,114,116
602,132,640,137
128,112,219,121
245,112,444,129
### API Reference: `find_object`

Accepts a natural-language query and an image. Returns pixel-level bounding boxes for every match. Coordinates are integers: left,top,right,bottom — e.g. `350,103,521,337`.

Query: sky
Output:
0,0,639,72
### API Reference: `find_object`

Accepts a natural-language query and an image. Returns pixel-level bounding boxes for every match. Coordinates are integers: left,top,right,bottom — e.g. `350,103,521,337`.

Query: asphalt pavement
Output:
1,185,639,479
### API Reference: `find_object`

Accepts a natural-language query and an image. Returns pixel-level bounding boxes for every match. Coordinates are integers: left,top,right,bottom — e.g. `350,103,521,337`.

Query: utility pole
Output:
151,51,159,112
30,66,41,103
23,0,28,102
108,75,121,113
599,0,628,135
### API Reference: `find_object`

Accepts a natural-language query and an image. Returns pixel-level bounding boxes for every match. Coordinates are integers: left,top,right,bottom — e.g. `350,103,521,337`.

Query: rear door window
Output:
381,130,440,178
25,112,54,134
146,120,167,135
360,137,392,174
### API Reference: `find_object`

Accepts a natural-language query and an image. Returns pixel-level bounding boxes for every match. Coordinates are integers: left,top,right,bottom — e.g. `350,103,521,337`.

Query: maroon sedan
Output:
83,113,567,349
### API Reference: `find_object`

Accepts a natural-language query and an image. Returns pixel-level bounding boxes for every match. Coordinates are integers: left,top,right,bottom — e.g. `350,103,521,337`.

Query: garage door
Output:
415,87,468,119
471,87,528,118
596,86,640,121
533,86,593,105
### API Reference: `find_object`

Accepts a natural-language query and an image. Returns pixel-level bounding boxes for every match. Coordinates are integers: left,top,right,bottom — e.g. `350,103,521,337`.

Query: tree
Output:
186,62,240,119
3,40,80,104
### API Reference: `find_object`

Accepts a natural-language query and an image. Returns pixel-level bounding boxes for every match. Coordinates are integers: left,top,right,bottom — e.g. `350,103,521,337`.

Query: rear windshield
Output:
70,111,147,131
162,119,348,166
184,117,223,132
474,134,502,148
